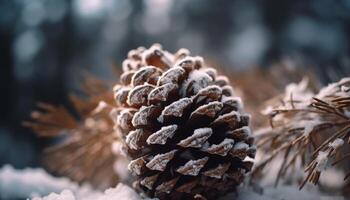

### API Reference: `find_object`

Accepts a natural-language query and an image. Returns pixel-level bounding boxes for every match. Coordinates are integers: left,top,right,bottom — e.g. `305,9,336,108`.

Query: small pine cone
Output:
112,44,255,199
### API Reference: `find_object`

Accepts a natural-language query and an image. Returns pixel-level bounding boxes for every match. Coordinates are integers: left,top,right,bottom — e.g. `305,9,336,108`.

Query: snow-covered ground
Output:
0,165,344,200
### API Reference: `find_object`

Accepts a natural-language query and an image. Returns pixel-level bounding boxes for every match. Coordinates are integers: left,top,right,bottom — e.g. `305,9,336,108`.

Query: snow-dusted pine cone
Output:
111,44,255,199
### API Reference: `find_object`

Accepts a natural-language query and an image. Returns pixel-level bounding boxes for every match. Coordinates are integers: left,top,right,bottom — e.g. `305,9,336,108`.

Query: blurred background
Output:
0,0,349,169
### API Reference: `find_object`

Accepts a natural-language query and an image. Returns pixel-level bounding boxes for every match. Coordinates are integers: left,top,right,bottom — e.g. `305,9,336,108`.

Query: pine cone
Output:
112,44,255,199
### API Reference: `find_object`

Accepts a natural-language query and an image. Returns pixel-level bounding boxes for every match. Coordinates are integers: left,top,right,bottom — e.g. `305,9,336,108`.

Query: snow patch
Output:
0,165,98,200
315,151,329,171
329,138,344,149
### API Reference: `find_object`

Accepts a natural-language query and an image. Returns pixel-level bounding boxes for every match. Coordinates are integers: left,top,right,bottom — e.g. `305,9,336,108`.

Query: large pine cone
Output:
112,44,255,199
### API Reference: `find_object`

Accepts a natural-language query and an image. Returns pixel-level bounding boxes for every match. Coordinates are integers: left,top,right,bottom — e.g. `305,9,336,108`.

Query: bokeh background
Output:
1,0,350,169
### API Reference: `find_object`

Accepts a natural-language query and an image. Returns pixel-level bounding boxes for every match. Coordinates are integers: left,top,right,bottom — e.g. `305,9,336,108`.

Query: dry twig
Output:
23,74,125,189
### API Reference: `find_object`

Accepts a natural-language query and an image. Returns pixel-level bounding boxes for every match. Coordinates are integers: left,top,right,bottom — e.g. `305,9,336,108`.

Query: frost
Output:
221,96,243,111
128,158,146,175
131,66,162,86
146,150,177,171
215,76,229,87
190,101,223,118
132,106,149,126
203,163,230,179
132,105,160,127
126,129,144,150
222,85,235,96
158,97,192,122
115,108,134,130
181,70,212,96
196,85,222,98
176,157,209,176
234,126,252,138
211,111,241,128
157,66,185,86
148,83,177,104
203,138,235,156
177,128,213,148
147,125,177,145
127,83,155,107
203,68,217,80
233,142,249,151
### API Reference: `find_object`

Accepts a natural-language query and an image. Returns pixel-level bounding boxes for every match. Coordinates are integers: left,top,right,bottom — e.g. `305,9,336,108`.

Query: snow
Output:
32,184,140,200
316,77,350,99
0,165,98,200
283,78,314,105
94,184,140,200
313,138,344,175
231,185,330,200
0,164,342,200
292,119,322,138
315,151,329,171
329,138,344,149
302,122,317,138
33,190,76,200
341,85,350,93
34,184,337,200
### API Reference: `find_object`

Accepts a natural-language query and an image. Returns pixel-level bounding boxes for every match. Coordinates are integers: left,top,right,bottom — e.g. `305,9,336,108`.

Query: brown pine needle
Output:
255,77,350,189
